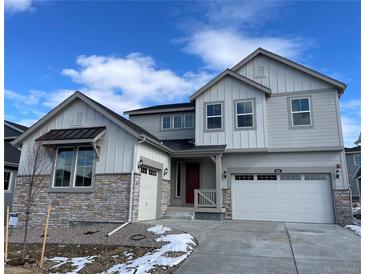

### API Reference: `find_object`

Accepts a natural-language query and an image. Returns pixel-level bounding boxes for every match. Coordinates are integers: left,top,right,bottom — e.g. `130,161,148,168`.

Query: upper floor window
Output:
290,97,312,127
53,146,94,188
162,116,171,129
236,100,254,128
206,103,222,130
4,171,11,191
354,153,361,166
184,114,194,129
173,115,183,129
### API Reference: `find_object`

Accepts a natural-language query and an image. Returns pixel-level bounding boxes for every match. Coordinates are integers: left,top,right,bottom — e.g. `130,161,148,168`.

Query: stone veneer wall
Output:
130,174,141,222
333,189,352,226
13,174,133,228
160,179,171,216
222,189,232,220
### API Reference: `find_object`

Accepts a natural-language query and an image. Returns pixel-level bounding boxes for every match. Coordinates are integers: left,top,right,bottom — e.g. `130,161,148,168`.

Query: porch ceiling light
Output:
138,159,144,170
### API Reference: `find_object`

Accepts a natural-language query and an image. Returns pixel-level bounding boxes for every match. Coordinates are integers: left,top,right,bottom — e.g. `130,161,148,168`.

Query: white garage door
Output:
232,174,334,223
138,167,158,221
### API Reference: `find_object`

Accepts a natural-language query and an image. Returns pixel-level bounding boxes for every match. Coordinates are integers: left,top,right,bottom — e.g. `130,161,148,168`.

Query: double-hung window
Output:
162,116,171,129
290,97,312,126
173,115,183,129
236,100,254,128
184,114,194,129
206,103,222,130
53,146,94,188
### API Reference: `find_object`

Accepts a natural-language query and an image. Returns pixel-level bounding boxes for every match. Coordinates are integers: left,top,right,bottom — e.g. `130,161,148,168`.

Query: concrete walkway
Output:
144,219,360,274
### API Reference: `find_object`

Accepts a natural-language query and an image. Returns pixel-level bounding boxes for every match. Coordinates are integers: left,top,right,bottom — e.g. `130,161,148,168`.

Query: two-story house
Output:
11,48,352,228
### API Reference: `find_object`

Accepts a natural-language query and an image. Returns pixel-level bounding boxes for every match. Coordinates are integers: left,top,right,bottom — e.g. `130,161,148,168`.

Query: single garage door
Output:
138,167,158,221
231,174,334,223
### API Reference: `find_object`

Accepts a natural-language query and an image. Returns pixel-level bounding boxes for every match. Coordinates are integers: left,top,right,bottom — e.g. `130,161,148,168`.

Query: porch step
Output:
161,207,195,220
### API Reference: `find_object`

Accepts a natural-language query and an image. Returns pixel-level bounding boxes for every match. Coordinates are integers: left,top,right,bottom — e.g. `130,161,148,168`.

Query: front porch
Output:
168,153,225,219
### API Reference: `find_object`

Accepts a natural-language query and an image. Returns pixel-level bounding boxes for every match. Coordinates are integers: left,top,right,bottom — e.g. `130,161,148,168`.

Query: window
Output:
141,166,148,174
176,162,182,197
236,100,254,128
280,174,301,180
235,175,254,181
4,172,11,191
148,169,157,176
304,174,328,180
184,114,194,129
354,154,361,166
54,147,74,187
162,116,171,129
257,175,277,180
173,115,183,129
53,146,94,188
74,147,94,187
206,103,222,130
290,97,312,126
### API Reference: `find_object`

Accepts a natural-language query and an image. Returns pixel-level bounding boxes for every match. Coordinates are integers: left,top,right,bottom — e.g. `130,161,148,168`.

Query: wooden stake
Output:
5,207,9,262
39,205,51,269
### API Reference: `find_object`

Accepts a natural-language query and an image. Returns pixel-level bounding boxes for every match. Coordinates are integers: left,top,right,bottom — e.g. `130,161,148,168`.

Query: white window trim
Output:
235,100,255,129
72,146,94,188
161,115,171,130
184,114,194,129
4,171,13,192
173,115,183,129
206,102,223,131
354,153,361,166
290,97,312,127
175,161,182,197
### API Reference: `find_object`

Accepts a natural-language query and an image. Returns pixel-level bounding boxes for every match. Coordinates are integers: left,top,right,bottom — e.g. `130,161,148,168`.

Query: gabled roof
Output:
345,146,361,153
189,69,271,101
5,120,28,133
124,102,194,116
231,48,347,94
5,142,21,167
12,91,162,147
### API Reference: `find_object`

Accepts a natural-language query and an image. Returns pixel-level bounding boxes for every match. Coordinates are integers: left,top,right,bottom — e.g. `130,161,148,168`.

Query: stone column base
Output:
222,189,232,220
333,189,352,226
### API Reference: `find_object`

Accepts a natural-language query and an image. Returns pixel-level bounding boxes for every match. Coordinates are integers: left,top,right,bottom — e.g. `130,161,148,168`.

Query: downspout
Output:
107,137,146,237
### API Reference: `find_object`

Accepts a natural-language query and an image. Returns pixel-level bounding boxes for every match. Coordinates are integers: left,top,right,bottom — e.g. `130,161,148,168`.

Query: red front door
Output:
185,163,200,204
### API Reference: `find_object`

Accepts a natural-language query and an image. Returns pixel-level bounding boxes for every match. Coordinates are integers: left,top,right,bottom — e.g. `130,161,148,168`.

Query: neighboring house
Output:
12,48,352,228
4,120,28,215
345,146,361,201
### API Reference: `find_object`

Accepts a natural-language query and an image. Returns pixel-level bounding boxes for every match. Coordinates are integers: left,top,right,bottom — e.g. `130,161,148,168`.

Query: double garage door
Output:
232,173,334,224
138,167,158,221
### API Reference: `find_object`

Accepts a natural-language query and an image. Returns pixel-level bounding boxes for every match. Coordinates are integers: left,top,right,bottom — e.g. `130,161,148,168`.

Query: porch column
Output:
215,154,223,209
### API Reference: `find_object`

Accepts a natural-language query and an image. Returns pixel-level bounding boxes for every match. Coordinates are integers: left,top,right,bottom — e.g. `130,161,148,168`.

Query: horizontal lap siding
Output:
18,99,136,174
195,76,267,149
267,90,341,148
129,112,195,140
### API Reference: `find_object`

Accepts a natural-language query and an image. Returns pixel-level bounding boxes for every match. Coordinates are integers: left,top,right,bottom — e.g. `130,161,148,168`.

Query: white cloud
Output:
5,89,45,105
59,53,213,113
340,99,361,147
183,29,306,70
5,0,33,14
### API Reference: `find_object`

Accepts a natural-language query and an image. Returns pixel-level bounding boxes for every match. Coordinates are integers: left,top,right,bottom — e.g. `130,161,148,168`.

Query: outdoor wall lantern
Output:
164,168,168,176
223,170,227,179
138,159,144,170
336,169,340,179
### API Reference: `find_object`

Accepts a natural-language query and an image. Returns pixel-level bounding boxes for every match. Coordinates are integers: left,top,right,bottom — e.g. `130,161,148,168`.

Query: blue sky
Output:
5,0,360,146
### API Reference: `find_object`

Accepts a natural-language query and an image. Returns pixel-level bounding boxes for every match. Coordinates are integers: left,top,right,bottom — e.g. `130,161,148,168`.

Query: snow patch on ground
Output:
102,232,196,274
345,219,361,236
48,256,96,273
147,224,172,235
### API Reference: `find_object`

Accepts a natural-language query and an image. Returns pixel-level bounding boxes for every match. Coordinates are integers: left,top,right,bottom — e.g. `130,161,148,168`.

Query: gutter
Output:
107,137,146,237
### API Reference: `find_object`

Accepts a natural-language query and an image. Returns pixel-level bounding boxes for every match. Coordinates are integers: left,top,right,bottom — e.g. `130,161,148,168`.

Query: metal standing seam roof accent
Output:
35,126,106,141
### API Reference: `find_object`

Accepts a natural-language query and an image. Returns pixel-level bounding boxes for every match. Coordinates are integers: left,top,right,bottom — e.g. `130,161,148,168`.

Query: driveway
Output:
144,219,360,274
